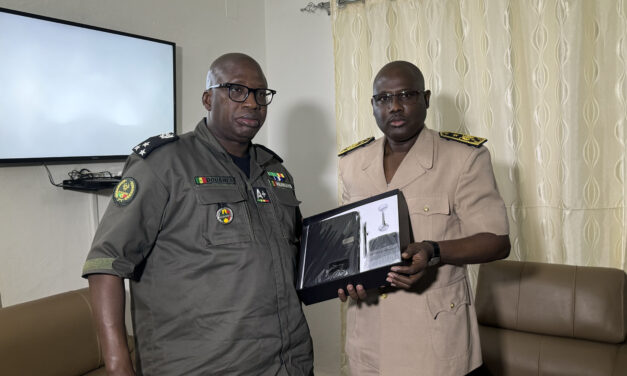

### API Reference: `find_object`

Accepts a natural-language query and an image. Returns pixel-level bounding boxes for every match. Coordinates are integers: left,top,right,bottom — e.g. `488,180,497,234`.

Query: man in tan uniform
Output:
338,61,510,375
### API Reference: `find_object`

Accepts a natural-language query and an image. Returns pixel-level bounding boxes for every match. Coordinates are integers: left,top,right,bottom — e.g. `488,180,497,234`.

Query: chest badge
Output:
267,172,286,182
195,176,235,185
269,180,293,189
254,187,271,203
216,207,234,224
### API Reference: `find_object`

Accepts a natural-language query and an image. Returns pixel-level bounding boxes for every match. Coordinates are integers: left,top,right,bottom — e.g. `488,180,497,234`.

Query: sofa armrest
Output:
0,288,103,375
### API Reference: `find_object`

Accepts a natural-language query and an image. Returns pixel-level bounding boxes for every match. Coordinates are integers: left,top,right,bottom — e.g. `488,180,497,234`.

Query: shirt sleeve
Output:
82,155,169,279
454,147,509,236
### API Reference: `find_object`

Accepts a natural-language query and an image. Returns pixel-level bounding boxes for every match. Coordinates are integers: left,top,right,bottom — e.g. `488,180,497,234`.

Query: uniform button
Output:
450,303,455,309
423,206,429,212
381,293,388,299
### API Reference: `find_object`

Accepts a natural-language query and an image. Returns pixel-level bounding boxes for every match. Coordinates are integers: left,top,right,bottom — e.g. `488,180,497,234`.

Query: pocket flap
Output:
426,279,470,319
273,189,301,206
407,196,450,216
194,187,245,205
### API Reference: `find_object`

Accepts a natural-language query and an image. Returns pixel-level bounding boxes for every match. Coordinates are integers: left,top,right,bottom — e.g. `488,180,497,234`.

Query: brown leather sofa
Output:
475,260,627,376
0,288,133,376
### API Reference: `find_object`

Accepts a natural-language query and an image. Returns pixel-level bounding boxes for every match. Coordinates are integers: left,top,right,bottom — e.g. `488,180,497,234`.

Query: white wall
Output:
263,2,340,375
0,0,267,305
0,0,341,374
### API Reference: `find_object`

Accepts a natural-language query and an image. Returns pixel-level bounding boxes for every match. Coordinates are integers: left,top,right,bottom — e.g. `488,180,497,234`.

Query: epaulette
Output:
132,132,178,158
255,144,283,163
439,132,487,148
338,137,375,156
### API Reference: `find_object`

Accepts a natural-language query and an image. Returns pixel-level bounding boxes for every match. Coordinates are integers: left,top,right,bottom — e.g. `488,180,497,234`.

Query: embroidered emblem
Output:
338,137,375,156
216,207,234,224
254,187,271,203
439,132,487,147
133,132,178,158
113,177,138,206
195,176,236,185
270,180,293,189
267,172,286,182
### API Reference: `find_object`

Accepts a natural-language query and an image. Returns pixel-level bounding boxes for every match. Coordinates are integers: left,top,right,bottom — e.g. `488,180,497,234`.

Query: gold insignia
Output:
338,137,375,156
113,177,138,206
439,132,487,147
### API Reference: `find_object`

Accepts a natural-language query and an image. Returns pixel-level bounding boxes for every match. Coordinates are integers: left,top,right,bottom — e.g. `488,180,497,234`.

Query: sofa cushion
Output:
476,260,627,343
479,325,618,376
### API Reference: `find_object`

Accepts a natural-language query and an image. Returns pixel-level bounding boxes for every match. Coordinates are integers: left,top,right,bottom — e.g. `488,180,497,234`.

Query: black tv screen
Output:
0,7,176,163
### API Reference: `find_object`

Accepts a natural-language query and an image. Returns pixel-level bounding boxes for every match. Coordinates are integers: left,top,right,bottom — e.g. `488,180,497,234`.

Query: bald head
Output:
373,61,425,93
201,53,269,156
371,60,430,146
206,53,267,89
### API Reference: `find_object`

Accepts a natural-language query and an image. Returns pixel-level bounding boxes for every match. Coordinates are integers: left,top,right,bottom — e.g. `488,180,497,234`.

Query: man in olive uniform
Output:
337,61,510,375
83,53,313,376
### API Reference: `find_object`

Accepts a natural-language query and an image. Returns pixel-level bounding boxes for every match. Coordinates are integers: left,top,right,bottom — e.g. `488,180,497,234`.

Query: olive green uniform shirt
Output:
83,119,313,376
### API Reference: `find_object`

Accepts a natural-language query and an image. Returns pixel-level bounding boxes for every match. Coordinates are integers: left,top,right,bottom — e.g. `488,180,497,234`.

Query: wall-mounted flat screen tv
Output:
0,7,176,163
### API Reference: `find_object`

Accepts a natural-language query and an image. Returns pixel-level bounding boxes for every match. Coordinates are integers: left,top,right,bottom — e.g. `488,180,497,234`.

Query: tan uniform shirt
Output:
338,127,508,375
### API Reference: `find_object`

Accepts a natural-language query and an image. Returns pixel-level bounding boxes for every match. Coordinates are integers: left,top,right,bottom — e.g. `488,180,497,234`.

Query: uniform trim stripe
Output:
82,258,115,274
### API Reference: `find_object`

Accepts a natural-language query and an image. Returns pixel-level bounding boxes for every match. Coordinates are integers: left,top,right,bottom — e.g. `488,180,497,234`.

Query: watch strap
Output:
424,240,441,266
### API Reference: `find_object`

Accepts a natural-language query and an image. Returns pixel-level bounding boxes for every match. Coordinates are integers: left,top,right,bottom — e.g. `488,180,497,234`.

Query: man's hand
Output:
338,284,368,302
338,241,436,300
386,241,434,289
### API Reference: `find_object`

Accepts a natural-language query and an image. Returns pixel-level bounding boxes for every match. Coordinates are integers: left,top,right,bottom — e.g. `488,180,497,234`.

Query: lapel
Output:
249,145,270,183
362,138,389,195
387,128,435,190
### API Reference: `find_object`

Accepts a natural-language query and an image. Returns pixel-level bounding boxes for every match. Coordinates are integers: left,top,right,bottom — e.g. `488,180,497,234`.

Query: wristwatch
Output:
424,240,441,267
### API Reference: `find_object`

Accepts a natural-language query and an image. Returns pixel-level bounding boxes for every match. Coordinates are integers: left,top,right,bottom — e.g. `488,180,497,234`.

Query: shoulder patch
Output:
133,132,178,158
338,137,375,156
439,132,487,148
113,177,138,206
254,144,283,163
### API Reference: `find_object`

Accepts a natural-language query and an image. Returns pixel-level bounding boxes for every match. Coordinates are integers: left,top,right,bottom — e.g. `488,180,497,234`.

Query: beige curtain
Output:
333,2,626,369
332,0,627,273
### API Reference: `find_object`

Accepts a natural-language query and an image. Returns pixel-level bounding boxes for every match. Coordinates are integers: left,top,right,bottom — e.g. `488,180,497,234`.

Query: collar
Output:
194,118,279,181
194,118,254,162
361,127,435,190
251,144,276,166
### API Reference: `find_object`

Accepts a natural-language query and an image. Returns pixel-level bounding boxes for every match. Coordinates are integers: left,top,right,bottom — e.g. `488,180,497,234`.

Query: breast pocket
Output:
272,188,301,242
194,187,252,246
406,195,450,241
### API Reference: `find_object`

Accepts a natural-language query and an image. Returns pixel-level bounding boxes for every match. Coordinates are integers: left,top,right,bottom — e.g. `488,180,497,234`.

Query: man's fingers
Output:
401,243,423,259
387,271,424,289
355,284,367,300
344,284,368,301
391,264,419,275
346,284,360,300
338,288,348,302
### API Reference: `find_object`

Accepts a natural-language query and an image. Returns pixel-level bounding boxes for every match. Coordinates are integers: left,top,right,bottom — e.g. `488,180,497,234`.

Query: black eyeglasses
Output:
207,83,276,106
372,90,427,106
